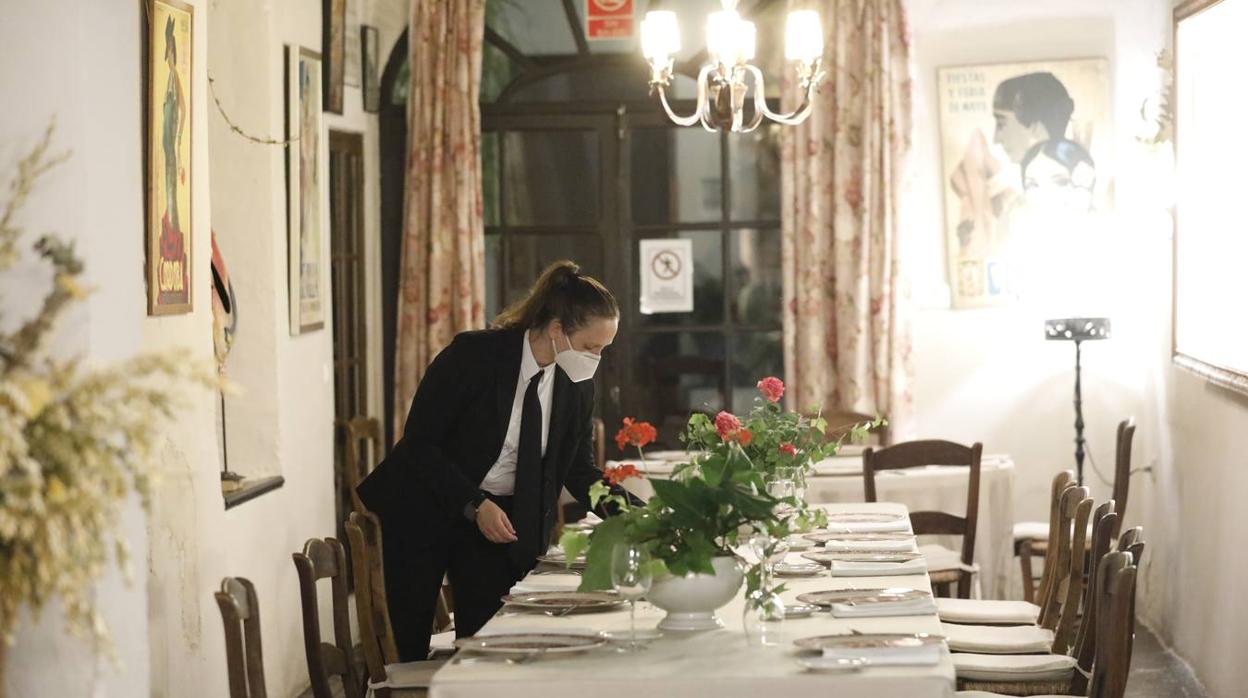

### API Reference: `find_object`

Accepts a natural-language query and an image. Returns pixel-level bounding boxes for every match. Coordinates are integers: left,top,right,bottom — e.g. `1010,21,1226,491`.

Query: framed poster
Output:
937,58,1111,308
144,0,194,315
322,0,346,114
361,25,380,113
639,238,694,314
287,46,327,334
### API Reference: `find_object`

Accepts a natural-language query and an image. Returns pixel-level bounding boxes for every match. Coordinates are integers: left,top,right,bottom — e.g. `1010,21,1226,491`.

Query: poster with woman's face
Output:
146,0,193,315
937,59,1111,308
288,47,326,334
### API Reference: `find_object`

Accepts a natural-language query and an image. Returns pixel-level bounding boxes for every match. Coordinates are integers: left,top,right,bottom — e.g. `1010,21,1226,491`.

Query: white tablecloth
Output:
605,450,1017,600
430,502,955,698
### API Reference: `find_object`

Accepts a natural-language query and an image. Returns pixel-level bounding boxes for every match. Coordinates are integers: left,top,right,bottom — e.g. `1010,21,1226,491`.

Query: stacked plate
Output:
500,591,625,615
794,633,947,672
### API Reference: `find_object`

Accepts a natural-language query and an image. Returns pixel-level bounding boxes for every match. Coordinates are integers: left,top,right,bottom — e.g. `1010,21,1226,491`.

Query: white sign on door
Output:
639,238,693,314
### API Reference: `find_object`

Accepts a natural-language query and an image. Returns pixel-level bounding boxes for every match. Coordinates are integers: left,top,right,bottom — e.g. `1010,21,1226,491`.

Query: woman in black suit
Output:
358,260,621,661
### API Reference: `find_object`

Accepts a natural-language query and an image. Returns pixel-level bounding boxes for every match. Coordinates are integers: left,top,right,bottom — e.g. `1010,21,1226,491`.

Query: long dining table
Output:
424,502,956,698
606,449,1018,600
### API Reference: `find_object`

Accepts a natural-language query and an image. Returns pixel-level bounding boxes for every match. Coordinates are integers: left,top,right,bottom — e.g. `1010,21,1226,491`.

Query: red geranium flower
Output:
779,442,798,458
714,411,742,440
604,463,642,486
731,428,753,446
757,376,785,403
615,417,657,451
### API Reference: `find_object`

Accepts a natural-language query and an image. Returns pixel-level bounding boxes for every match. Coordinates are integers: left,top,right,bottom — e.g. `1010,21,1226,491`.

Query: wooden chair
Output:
1017,471,1077,604
1038,486,1089,631
1069,503,1120,695
864,440,982,598
293,538,364,698
1016,418,1135,599
824,409,890,446
345,512,447,696
344,416,384,515
215,577,267,698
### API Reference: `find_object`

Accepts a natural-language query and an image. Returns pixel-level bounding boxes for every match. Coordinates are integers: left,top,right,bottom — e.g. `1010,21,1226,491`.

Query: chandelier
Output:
640,1,824,133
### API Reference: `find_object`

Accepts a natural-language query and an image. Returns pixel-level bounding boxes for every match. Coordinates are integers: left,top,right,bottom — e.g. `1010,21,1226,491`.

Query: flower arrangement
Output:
0,125,212,660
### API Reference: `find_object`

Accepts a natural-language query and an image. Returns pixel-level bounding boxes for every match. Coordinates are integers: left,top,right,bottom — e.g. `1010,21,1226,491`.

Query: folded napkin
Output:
822,643,943,667
941,622,1054,654
830,557,928,577
935,598,1041,625
509,575,582,595
825,518,912,534
830,596,938,618
952,653,1077,681
823,537,918,553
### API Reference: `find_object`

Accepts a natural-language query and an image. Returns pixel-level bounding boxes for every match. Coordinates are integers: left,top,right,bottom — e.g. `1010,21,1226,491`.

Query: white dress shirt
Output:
479,334,555,496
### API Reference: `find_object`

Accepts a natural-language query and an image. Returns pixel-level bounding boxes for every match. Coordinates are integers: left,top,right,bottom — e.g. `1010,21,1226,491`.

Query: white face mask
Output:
552,333,601,383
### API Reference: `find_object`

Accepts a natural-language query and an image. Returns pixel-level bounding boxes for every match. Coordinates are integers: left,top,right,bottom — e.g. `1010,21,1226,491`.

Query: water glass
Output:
611,543,653,651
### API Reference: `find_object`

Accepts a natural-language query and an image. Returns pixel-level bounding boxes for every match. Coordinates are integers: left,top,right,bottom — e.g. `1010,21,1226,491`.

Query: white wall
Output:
1,1,406,697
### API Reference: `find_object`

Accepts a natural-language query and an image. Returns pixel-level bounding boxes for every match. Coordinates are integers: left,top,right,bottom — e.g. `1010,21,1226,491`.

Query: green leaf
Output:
577,515,628,592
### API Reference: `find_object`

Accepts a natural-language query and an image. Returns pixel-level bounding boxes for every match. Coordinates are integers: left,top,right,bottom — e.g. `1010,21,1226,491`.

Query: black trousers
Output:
380,494,527,661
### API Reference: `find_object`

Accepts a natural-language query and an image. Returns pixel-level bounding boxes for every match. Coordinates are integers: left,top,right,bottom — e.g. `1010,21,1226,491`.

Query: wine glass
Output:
611,543,653,651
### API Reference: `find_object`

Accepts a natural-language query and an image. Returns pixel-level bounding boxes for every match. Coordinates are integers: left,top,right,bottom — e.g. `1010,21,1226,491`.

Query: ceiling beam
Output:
562,0,591,56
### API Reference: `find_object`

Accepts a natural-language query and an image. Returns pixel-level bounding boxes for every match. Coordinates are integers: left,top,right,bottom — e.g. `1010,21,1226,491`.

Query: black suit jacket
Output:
358,327,606,564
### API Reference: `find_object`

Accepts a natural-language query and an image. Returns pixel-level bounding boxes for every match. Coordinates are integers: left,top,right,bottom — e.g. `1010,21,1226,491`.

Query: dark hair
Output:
993,72,1074,140
1020,138,1096,190
492,260,618,332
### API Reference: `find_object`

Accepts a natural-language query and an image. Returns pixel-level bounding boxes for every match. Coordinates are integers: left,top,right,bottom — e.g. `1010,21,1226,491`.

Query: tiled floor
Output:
1127,623,1208,698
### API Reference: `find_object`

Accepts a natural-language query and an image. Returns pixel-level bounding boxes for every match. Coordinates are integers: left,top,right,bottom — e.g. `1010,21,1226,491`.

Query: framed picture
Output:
287,46,327,335
143,0,194,315
322,0,346,114
344,0,361,88
936,58,1111,308
362,25,380,113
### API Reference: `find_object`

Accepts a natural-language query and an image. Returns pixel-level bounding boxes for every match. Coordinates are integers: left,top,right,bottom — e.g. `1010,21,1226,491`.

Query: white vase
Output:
647,555,744,631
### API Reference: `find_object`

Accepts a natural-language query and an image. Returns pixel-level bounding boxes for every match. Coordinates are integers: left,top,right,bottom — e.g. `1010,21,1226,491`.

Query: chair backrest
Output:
1091,552,1139,698
825,409,890,446
345,512,400,688
214,577,267,698
1040,485,1090,629
1111,418,1136,539
1034,470,1077,613
863,440,983,568
293,538,363,698
1053,492,1095,651
1070,502,1118,677
344,417,384,515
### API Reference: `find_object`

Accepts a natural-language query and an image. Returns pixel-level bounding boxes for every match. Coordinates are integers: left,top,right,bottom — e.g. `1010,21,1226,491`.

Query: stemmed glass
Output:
611,543,653,652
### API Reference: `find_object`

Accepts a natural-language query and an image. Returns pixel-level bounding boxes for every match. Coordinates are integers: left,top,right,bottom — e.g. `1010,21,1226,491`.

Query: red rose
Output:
757,376,785,403
714,411,742,440
615,417,657,451
604,463,642,486
779,443,798,458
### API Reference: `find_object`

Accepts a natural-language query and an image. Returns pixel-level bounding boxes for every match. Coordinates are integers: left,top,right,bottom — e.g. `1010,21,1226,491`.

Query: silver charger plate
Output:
796,588,928,608
782,602,821,619
774,561,825,577
536,553,587,570
825,512,906,524
803,530,914,544
500,590,624,613
454,631,606,655
793,632,945,652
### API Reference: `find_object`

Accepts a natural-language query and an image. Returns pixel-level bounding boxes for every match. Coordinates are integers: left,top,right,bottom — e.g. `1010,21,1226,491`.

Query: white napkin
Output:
830,596,938,618
823,537,917,552
508,575,582,594
821,644,943,667
582,511,603,525
825,518,911,534
830,557,928,577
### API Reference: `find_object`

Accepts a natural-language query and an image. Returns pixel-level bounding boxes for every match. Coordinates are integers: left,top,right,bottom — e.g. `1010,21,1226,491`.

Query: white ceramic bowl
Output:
647,556,744,631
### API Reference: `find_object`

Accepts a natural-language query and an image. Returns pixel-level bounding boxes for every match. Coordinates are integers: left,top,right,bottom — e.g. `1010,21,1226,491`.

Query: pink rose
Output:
714,411,742,440
779,443,798,458
757,376,785,403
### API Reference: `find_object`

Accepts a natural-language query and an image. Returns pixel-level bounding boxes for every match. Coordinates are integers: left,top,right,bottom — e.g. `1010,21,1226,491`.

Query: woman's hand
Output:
475,499,518,543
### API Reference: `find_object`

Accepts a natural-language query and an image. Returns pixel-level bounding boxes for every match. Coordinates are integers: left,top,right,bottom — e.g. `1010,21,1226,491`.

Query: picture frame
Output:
935,58,1111,309
143,0,194,315
322,0,346,114
286,46,327,335
362,25,380,113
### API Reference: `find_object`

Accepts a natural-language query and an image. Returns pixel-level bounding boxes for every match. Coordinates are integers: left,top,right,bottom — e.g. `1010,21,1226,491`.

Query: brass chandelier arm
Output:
745,64,818,127
655,64,715,128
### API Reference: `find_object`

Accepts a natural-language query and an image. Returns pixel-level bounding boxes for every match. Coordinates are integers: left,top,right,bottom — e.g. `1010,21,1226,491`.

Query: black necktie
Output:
509,369,545,569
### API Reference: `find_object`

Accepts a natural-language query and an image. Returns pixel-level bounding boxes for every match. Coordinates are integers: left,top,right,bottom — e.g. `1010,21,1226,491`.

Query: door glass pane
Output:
730,331,783,415
633,332,725,447
636,229,723,327
729,125,781,221
631,127,722,225
503,130,599,225
482,132,500,226
729,228,782,325
502,233,603,307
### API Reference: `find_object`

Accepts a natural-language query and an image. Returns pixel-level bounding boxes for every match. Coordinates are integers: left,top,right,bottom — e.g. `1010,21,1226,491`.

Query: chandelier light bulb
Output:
707,10,754,65
785,10,823,62
641,11,680,62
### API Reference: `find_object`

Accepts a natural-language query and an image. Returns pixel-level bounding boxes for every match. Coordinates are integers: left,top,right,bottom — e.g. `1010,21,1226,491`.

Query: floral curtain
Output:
781,0,915,436
394,0,487,435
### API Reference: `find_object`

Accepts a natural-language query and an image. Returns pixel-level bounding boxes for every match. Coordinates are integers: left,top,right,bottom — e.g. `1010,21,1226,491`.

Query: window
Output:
1173,0,1248,395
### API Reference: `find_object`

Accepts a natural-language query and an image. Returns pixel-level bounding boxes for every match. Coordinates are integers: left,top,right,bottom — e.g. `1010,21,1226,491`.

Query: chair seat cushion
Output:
957,693,1069,697
953,653,1077,682
1012,521,1049,541
936,598,1041,625
942,622,1054,654
371,659,447,689
920,544,979,573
